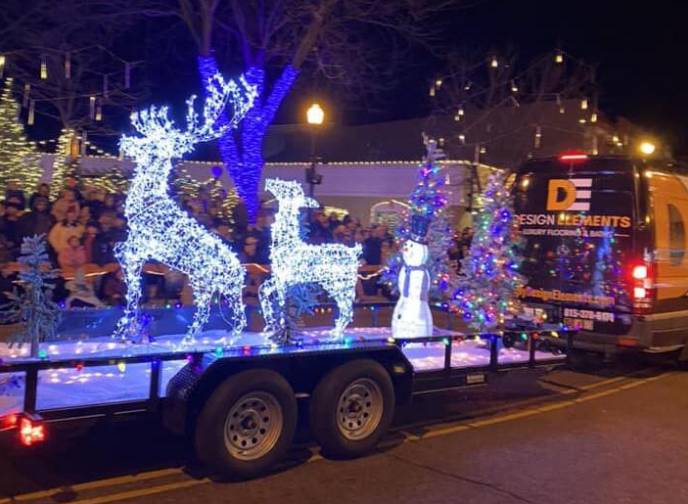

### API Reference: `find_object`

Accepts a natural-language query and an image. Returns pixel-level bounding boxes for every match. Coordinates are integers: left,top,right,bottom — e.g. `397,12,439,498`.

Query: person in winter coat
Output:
58,235,87,270
28,183,51,211
0,202,23,252
48,209,84,254
18,196,53,241
51,189,80,223
5,182,27,210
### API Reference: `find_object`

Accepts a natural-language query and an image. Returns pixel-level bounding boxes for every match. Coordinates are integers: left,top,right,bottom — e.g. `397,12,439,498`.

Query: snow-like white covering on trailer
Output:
0,327,563,417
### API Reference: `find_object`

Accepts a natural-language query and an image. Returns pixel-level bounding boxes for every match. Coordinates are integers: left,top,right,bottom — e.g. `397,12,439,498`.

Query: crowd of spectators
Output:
0,181,431,309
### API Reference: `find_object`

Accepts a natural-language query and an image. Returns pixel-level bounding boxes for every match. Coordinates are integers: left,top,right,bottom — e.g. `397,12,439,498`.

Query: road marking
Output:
579,375,631,390
5,370,675,504
1,468,184,503
61,479,207,504
466,408,541,428
535,400,577,412
421,424,471,438
413,371,675,440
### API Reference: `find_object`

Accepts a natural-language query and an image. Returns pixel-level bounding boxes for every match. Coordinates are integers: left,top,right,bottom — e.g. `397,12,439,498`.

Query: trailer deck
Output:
0,325,568,426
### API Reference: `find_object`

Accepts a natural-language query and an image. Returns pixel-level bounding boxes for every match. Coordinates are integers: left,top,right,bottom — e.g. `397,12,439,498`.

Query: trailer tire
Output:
194,369,297,480
309,359,394,458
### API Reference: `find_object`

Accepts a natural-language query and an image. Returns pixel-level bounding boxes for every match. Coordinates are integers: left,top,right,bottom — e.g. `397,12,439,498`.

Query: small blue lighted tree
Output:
2,235,61,358
383,137,456,299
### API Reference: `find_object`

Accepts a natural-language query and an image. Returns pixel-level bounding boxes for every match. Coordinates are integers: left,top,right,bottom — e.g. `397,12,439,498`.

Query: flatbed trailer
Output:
0,310,573,479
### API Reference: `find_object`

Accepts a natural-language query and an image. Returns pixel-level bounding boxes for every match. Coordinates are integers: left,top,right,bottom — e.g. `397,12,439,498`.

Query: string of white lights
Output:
115,72,257,343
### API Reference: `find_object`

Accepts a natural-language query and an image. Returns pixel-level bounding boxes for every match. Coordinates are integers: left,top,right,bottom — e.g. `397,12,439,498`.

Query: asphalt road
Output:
3,358,687,504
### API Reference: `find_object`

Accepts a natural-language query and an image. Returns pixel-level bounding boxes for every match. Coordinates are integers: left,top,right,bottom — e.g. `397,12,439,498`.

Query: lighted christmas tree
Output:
1,235,61,358
0,78,40,195
453,172,525,332
383,137,456,299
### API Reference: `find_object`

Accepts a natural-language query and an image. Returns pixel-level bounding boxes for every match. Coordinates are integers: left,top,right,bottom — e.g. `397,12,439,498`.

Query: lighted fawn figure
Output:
260,179,362,339
115,73,257,342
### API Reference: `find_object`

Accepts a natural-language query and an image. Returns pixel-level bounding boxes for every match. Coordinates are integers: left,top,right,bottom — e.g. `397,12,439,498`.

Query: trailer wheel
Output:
194,369,297,479
310,359,394,458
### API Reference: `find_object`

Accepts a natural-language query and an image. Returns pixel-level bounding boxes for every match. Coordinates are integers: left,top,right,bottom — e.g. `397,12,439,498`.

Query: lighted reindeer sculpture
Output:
116,73,257,342
260,179,362,339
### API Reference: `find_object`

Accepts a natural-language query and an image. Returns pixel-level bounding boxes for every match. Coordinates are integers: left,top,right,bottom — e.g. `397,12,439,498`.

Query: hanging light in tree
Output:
464,81,472,91
95,100,102,122
40,56,48,80
581,98,589,110
81,130,88,155
22,84,30,107
27,100,35,125
0,55,5,78
429,85,436,97
89,95,96,119
555,51,564,64
511,80,519,93
435,78,443,88
534,125,542,149
490,56,499,69
124,62,131,89
64,52,71,79
458,134,466,144
591,112,598,123
556,94,565,114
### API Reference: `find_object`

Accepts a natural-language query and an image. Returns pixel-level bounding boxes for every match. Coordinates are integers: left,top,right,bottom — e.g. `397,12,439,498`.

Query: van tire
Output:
195,369,297,479
309,359,394,458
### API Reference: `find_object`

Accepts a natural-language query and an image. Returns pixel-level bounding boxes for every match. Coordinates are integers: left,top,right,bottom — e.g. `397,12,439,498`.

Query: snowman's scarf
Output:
402,264,429,301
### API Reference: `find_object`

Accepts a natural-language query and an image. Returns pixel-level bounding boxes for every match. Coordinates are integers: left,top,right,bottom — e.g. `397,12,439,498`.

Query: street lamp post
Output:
306,103,324,198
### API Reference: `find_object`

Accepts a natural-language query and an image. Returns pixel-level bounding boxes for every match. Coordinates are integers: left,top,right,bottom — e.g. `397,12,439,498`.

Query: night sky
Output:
277,0,688,154
410,0,688,153
11,0,688,154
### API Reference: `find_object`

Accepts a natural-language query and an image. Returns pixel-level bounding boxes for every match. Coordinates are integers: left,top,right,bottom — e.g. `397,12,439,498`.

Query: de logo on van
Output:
546,179,593,212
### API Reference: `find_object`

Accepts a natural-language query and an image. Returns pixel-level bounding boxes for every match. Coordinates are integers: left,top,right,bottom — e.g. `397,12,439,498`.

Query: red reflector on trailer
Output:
19,416,45,447
559,151,588,163
618,337,639,347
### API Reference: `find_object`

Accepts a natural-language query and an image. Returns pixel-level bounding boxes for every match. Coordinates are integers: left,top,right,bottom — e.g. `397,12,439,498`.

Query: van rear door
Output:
512,157,637,336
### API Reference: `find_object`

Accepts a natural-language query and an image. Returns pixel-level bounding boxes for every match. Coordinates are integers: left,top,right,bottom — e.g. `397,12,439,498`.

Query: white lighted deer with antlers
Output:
260,179,362,338
115,73,257,342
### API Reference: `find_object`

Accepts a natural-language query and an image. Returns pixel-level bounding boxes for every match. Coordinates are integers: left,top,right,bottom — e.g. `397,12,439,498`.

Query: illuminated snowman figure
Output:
392,215,433,338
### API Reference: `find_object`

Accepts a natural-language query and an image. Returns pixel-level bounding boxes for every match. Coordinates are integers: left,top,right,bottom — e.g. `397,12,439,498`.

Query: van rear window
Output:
513,159,635,313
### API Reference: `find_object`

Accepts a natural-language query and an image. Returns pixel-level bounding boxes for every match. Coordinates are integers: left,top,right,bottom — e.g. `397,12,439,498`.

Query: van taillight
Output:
631,262,653,314
632,265,647,280
558,151,588,164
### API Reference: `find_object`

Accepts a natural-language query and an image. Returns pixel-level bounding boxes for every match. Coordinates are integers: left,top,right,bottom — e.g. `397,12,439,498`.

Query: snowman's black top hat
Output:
408,214,430,244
